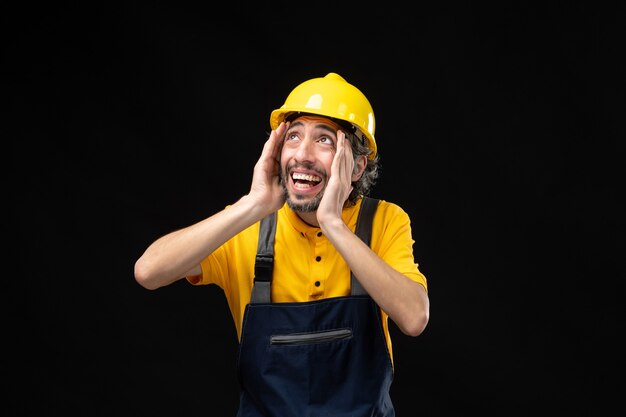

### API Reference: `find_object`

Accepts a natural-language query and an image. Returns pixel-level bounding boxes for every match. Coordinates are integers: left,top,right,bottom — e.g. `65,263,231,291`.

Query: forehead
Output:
289,115,343,132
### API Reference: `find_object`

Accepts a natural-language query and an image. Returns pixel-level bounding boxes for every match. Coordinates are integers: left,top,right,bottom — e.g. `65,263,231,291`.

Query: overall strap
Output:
249,197,380,303
249,212,276,304
351,197,379,296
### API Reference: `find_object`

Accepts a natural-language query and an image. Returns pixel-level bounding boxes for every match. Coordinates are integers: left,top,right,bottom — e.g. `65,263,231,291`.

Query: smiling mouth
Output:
291,172,322,189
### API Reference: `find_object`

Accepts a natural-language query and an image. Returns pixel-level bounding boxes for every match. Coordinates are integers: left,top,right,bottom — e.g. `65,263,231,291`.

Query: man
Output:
135,72,430,416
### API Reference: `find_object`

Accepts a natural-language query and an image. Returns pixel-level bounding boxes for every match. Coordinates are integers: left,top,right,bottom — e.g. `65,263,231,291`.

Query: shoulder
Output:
366,198,415,251
367,198,413,235
371,198,409,219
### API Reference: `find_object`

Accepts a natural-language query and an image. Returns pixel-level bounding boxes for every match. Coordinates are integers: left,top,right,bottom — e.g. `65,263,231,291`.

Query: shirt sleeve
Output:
186,244,231,288
371,201,428,291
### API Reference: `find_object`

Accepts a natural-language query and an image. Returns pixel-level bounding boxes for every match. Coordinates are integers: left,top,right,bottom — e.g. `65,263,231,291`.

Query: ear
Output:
351,155,368,181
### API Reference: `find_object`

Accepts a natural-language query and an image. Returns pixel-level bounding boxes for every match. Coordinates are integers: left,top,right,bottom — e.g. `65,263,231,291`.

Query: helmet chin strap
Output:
352,128,368,148
334,119,369,150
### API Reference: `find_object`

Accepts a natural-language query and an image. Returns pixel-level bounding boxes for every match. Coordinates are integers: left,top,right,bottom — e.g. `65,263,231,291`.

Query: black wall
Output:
8,3,624,416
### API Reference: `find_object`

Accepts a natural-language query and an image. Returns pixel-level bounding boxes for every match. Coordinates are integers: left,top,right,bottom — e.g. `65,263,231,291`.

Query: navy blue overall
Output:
236,197,395,417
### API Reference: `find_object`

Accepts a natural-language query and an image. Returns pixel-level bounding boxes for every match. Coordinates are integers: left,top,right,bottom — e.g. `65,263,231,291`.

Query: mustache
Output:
285,161,327,178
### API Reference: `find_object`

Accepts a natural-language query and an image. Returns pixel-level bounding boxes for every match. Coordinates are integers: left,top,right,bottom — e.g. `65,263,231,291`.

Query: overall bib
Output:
236,198,395,417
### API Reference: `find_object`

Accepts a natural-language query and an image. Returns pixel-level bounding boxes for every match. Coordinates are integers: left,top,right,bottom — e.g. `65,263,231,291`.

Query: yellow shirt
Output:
188,197,427,360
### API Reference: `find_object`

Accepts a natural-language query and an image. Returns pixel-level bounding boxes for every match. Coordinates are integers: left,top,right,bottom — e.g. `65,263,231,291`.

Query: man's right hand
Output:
247,121,289,216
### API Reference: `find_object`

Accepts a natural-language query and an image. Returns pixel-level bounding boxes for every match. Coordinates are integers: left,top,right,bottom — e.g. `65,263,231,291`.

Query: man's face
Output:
280,115,343,213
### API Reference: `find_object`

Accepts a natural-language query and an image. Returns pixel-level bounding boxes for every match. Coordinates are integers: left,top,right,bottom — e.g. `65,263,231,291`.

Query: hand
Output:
316,130,354,228
248,122,288,215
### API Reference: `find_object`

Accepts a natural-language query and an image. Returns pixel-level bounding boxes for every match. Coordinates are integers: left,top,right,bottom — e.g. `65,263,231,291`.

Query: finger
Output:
337,131,353,181
331,131,344,179
265,122,286,160
342,132,353,161
335,130,346,163
273,121,290,157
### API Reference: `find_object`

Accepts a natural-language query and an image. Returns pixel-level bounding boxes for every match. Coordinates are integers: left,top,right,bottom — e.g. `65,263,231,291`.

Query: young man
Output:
135,73,430,416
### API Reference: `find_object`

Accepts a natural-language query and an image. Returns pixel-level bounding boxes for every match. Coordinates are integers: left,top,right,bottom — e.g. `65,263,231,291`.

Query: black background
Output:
7,2,625,416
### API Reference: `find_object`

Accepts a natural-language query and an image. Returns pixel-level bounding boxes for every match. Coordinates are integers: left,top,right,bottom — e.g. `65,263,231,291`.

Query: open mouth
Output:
291,171,322,190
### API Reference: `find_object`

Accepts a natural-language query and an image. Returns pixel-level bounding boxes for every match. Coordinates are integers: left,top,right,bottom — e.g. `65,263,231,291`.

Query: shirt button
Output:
314,281,321,287
315,256,321,262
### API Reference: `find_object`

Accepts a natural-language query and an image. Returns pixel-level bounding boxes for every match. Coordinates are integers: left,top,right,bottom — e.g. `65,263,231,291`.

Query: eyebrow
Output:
288,121,338,136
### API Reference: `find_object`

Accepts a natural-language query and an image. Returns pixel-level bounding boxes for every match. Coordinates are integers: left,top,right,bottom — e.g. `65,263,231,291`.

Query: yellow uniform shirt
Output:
188,197,427,360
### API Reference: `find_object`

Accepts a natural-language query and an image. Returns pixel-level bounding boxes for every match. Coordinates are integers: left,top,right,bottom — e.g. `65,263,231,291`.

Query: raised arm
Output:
316,132,430,336
134,122,288,290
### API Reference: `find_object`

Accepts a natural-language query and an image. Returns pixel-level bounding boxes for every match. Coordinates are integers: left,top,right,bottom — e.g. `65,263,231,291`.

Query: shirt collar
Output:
280,198,363,236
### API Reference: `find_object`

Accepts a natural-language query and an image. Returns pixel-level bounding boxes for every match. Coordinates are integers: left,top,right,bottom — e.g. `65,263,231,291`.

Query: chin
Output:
286,193,322,213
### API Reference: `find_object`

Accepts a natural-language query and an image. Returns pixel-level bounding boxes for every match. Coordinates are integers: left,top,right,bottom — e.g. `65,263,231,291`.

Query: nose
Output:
294,137,315,163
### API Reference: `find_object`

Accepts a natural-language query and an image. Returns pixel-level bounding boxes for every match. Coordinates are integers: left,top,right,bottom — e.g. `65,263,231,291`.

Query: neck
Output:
296,211,320,228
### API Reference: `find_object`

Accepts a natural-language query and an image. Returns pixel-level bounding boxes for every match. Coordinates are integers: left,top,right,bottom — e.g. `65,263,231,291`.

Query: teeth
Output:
292,172,321,182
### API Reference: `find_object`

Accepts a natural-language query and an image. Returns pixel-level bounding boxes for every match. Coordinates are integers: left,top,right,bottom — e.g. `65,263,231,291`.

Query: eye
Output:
318,136,335,146
285,132,300,142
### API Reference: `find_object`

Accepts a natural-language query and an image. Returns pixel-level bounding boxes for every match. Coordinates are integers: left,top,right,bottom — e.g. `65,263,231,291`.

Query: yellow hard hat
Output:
270,73,377,159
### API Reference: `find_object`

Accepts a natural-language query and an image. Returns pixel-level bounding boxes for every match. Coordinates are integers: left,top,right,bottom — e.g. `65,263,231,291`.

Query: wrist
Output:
237,194,273,220
319,216,349,238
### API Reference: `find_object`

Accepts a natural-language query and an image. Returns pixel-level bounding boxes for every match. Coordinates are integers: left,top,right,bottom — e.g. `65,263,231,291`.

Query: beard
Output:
281,162,326,213
282,186,324,212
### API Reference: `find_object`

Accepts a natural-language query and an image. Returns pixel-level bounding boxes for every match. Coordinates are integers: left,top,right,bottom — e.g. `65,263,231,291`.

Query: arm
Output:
320,221,429,336
316,132,430,336
134,122,288,290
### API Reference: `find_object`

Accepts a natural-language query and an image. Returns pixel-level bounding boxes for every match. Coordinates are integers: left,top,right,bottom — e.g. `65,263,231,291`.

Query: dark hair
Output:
344,129,380,206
